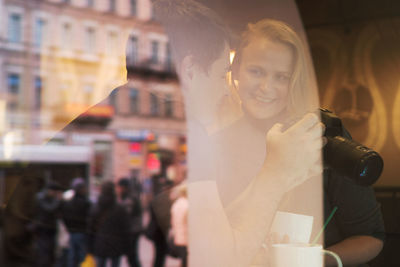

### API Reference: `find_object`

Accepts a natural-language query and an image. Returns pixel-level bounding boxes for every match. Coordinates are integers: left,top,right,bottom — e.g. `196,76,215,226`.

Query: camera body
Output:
320,108,384,186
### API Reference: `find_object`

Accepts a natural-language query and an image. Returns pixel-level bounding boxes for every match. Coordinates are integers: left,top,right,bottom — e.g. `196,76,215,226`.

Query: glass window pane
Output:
109,90,118,113
62,23,72,49
150,93,159,116
127,36,138,66
165,94,173,117
109,0,116,12
165,42,173,71
8,74,20,94
8,13,21,43
34,18,46,47
85,27,96,52
130,88,139,114
130,0,137,16
151,41,159,64
34,77,42,109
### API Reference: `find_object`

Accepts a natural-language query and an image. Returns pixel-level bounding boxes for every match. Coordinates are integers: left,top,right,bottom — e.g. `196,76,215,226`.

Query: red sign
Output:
146,152,160,171
130,142,142,153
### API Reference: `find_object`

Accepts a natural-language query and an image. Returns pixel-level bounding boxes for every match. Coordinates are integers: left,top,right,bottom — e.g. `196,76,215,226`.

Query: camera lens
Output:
354,151,384,186
324,136,383,186
360,166,368,177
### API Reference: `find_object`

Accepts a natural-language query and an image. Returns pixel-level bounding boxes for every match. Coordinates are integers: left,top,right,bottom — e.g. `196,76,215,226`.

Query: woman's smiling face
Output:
237,36,294,120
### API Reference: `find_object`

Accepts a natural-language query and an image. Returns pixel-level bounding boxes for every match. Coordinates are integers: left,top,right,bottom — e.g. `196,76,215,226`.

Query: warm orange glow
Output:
82,105,114,118
230,50,236,64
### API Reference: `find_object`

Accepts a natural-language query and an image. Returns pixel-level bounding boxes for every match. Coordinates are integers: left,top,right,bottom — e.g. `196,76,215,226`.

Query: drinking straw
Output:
311,206,338,245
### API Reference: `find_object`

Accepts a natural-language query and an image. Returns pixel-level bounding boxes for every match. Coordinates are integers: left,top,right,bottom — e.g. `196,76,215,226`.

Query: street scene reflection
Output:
1,0,398,267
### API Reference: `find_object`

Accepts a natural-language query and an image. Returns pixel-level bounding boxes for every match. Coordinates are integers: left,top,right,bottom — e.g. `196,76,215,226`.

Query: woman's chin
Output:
245,107,277,120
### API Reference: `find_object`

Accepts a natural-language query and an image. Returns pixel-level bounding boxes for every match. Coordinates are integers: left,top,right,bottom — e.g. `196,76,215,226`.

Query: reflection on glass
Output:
1,1,387,267
2,1,186,266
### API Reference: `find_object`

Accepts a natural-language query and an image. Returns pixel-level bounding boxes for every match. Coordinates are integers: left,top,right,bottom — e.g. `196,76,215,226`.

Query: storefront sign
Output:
146,152,160,172
130,156,142,167
129,142,142,154
117,129,152,141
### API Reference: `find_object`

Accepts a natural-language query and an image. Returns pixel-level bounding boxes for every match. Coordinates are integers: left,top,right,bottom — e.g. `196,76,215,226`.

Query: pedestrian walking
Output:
117,177,143,267
61,177,91,267
88,181,130,267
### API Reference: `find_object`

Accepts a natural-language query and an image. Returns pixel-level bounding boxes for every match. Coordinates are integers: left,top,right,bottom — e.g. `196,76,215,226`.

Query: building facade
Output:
0,0,186,201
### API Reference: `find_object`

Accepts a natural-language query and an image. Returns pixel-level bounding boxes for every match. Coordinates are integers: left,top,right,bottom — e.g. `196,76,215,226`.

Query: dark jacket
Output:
119,194,143,234
62,194,91,233
34,191,61,233
89,202,130,257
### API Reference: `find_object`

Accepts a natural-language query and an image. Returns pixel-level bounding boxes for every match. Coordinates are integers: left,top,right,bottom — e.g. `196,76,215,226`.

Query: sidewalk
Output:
119,235,181,267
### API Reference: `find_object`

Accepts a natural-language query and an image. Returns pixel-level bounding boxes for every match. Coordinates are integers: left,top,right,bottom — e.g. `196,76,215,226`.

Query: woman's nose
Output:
259,76,274,93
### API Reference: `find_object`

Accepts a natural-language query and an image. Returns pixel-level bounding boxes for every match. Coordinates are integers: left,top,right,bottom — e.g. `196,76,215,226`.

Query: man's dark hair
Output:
118,177,130,187
153,0,231,72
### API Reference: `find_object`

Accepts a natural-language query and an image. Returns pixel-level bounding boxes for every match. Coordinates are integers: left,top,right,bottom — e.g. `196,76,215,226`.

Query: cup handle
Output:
322,249,343,267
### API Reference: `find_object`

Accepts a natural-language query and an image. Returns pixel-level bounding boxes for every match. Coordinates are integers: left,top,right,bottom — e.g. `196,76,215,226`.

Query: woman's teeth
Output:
255,95,276,103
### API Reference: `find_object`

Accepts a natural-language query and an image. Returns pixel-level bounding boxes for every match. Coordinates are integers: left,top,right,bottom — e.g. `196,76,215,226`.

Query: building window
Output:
126,36,138,66
7,73,20,110
109,89,118,113
85,27,96,53
87,0,94,7
109,0,116,12
94,141,112,181
150,41,159,64
8,74,20,94
60,83,70,105
34,77,42,109
150,5,156,20
8,13,22,43
107,31,118,54
150,93,159,116
83,85,93,104
34,18,46,47
129,88,139,114
61,23,72,50
130,0,137,16
165,42,173,71
62,0,71,4
164,94,173,117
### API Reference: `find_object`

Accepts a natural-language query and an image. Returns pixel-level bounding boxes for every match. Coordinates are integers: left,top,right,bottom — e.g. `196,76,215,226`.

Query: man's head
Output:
154,0,232,127
117,177,130,196
154,0,231,73
71,177,86,196
46,181,63,198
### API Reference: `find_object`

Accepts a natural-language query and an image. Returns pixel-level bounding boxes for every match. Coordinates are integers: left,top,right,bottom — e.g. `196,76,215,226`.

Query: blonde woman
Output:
224,19,384,266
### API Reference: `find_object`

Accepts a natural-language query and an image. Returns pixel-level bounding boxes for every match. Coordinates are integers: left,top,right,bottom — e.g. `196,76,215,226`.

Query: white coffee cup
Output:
270,243,342,267
270,211,314,243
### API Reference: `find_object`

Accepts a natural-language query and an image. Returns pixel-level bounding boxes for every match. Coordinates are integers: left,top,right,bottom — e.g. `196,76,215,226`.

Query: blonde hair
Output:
232,19,318,117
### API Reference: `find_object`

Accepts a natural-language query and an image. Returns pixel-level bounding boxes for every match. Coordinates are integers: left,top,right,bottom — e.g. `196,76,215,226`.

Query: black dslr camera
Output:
320,108,384,186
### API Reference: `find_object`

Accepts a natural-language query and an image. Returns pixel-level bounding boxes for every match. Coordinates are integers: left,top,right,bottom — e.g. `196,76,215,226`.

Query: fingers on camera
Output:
288,113,319,135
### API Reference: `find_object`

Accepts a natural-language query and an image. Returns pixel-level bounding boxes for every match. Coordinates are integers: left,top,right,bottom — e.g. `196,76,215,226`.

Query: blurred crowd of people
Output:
30,175,188,267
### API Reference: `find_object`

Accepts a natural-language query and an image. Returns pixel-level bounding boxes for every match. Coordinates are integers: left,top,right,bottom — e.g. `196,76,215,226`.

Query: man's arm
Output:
324,167,385,266
325,235,383,266
188,167,287,267
188,113,324,267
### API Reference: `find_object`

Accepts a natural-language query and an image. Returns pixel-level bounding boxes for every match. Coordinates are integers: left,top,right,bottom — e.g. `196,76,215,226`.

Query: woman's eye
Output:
247,67,263,76
276,73,290,82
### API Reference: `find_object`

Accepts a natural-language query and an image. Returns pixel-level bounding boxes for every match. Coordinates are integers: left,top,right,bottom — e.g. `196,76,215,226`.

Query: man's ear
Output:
180,55,195,89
